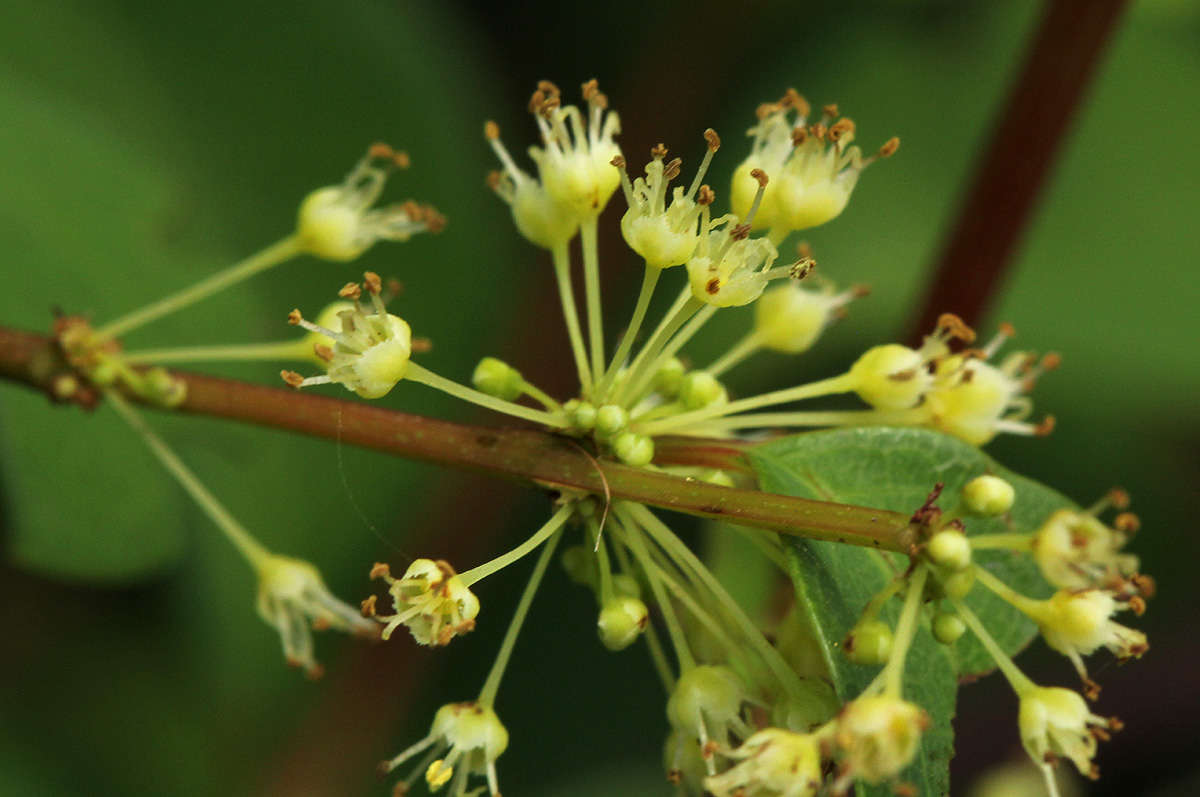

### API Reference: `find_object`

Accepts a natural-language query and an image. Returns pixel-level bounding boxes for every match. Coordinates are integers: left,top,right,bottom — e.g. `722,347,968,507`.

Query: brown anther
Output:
363,272,383,296
730,223,751,240
750,168,769,187
280,370,305,389
650,143,669,159
1107,487,1131,510
851,284,872,298
1034,415,1057,436
790,258,816,280
311,616,332,631
368,142,394,159
305,663,325,681
486,171,503,190
1042,751,1059,766
821,103,839,118
961,368,976,384
663,158,683,182
1087,764,1100,781
878,137,901,158
338,282,363,300
697,185,715,206
423,206,447,234
360,594,378,617
1090,726,1112,742
593,91,609,109
756,101,781,120
936,312,977,343
809,122,827,141
484,120,500,140
1041,352,1062,371
791,126,808,147
1114,512,1140,533
888,368,917,382
828,118,856,142
411,337,433,353
1127,595,1147,616
1108,716,1125,733
385,278,403,299
392,151,410,169
996,321,1016,337
701,741,720,759
527,89,545,114
313,344,334,362
539,95,561,116
287,308,303,325
391,782,409,797
946,518,966,531
781,89,809,117
610,154,626,169
369,561,392,580
1131,573,1156,598
894,784,917,797
703,128,720,151
537,80,560,97
666,770,682,785
706,278,721,295
581,78,599,100
1083,677,1102,701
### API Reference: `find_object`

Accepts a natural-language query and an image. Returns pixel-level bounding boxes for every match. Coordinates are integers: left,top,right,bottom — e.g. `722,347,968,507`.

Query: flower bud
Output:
962,475,1015,516
928,530,972,571
940,569,976,600
595,404,629,437
678,371,727,410
667,665,752,743
843,619,893,666
653,357,687,399
932,611,966,645
472,357,525,401
613,431,655,467
597,596,650,650
564,399,597,432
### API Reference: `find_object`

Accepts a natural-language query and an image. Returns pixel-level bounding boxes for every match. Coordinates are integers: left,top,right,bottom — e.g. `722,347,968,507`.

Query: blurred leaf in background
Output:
1,0,1197,795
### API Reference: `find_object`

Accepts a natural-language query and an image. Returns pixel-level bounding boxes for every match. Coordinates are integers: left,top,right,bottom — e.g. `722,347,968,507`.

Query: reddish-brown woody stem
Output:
0,325,913,552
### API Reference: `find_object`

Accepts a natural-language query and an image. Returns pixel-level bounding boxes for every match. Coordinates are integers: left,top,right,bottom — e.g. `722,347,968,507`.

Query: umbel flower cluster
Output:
53,80,1152,797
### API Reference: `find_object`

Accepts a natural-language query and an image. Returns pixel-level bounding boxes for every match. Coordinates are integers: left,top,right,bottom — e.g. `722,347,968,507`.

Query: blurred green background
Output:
1,0,1197,794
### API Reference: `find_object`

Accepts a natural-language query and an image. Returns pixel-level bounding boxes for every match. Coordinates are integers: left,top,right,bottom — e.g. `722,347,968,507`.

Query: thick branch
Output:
908,0,1129,338
0,325,914,551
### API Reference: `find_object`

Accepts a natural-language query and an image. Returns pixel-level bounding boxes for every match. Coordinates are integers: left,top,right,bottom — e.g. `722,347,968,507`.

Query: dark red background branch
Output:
908,0,1129,339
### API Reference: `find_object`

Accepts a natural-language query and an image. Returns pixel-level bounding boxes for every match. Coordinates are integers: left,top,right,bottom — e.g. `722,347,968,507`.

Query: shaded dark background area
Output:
1,0,1197,794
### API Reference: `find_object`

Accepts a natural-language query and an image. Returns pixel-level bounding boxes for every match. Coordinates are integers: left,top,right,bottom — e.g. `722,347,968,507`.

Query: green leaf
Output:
748,426,1076,795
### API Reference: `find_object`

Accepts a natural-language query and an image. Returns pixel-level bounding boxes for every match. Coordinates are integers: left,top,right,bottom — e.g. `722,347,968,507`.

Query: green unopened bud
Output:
678,371,726,410
143,367,187,407
844,619,893,666
932,611,966,645
597,596,649,651
928,530,972,571
962,475,1016,516
90,360,119,386
564,399,597,432
613,432,654,467
595,404,629,437
471,357,524,401
561,545,597,590
941,569,976,599
653,357,687,399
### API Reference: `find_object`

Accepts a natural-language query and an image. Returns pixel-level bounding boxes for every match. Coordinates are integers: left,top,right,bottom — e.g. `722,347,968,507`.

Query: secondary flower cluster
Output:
73,78,1150,797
